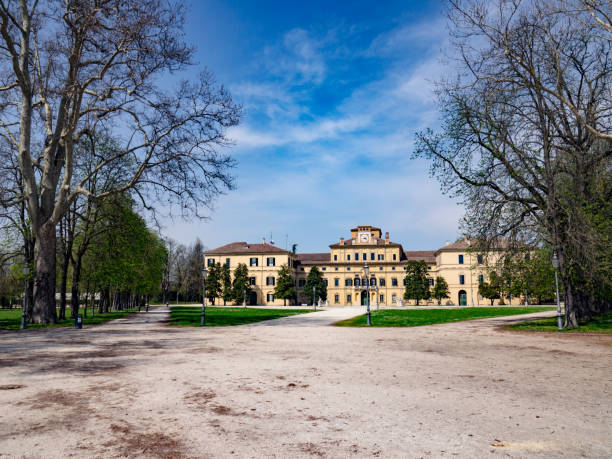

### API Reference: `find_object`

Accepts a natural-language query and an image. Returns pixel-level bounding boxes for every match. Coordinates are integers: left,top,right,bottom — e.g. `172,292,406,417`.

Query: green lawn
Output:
169,306,313,326
506,311,612,333
334,307,554,327
0,307,140,330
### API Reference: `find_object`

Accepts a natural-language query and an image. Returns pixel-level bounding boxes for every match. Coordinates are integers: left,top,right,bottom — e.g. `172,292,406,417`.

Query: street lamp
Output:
312,285,316,309
201,265,207,327
364,263,371,326
21,264,29,330
552,252,563,330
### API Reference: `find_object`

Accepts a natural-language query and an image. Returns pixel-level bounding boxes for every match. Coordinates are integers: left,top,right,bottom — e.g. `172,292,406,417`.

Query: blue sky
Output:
162,0,465,253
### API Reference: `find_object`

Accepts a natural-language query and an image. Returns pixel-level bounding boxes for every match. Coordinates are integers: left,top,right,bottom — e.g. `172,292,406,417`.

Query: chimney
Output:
385,232,389,244
445,240,450,246
340,237,344,245
262,237,266,244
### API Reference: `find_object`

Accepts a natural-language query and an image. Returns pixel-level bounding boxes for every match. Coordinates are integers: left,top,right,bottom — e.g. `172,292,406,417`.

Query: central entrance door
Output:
458,290,467,306
249,291,258,305
361,290,368,305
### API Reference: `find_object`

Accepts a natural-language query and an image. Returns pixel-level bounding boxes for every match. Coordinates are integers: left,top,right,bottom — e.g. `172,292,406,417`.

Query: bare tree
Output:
415,0,611,327
0,1,241,323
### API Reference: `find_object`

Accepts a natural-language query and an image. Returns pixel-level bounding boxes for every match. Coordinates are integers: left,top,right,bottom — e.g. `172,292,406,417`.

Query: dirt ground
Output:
0,306,610,458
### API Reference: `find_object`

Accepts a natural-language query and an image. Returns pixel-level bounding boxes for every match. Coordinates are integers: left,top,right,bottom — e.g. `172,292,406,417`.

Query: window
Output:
347,294,352,303
393,254,397,261
428,278,434,286
477,254,483,264
225,258,230,266
478,274,484,284
250,257,258,267
249,277,256,286
267,257,275,266
355,252,359,260
459,274,465,285
322,267,326,271
346,267,351,271
392,294,397,303
334,294,339,303
392,267,396,270
392,278,398,286
459,254,464,264
403,278,407,286
323,279,328,286
345,279,352,287
378,254,384,261
370,253,375,260
362,253,367,261
266,276,275,286
335,267,338,271
379,278,386,287
334,254,338,261
298,279,305,287
334,278,339,287
362,277,368,286
207,258,215,267
370,277,376,286
347,254,351,261
379,294,384,303
428,265,432,270
355,278,361,287
266,293,274,302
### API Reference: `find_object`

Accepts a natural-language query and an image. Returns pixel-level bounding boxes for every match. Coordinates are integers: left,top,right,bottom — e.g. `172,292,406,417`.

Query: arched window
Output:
354,277,360,287
370,277,377,286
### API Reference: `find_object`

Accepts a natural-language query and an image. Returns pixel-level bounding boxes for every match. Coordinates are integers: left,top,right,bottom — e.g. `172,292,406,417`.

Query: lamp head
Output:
552,252,559,269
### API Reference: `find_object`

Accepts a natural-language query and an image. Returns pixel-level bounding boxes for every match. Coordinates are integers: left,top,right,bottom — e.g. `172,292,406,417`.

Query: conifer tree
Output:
232,263,251,305
274,264,296,306
403,260,430,305
432,277,450,305
221,264,233,305
205,263,222,305
304,266,327,305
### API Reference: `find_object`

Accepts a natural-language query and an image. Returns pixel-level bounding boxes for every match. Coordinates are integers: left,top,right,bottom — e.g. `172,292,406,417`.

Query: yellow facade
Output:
204,225,507,306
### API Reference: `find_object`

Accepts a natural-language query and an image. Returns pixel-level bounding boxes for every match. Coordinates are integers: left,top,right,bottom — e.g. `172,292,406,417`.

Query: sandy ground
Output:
0,306,610,459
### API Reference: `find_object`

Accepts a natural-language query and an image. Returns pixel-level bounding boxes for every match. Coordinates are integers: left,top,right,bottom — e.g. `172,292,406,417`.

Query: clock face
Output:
359,233,370,243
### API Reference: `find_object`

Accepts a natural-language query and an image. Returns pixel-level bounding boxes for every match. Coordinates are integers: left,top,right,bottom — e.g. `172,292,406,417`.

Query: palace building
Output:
204,225,499,307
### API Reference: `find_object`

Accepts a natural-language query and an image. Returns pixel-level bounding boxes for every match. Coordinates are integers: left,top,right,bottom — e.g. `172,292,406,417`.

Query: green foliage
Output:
231,263,251,304
169,306,312,326
0,307,140,329
205,263,222,305
403,260,430,305
274,264,296,305
335,307,554,327
478,272,501,305
506,311,612,334
220,264,233,305
304,266,326,304
432,276,450,305
81,196,167,300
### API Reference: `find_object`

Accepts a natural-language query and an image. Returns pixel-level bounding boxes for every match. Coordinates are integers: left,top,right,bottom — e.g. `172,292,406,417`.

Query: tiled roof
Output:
404,250,436,263
434,238,516,254
206,242,290,255
297,253,330,263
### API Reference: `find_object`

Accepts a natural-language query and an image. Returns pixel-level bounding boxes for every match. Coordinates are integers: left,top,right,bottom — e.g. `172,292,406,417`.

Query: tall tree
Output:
479,272,502,306
0,1,241,323
231,263,251,305
432,276,450,306
220,264,233,306
205,263,222,305
304,266,327,305
274,264,296,306
403,260,431,306
414,0,611,326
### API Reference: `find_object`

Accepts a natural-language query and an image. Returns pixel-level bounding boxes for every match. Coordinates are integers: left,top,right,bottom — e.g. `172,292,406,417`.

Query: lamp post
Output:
21,264,29,330
552,252,563,330
201,266,207,327
364,263,371,326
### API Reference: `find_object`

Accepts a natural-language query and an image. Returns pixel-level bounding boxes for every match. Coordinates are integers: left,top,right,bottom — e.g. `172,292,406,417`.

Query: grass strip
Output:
334,307,554,327
169,306,313,326
506,311,612,333
0,307,140,330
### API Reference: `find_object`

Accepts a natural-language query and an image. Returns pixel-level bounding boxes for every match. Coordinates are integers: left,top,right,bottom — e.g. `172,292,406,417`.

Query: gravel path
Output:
0,306,610,458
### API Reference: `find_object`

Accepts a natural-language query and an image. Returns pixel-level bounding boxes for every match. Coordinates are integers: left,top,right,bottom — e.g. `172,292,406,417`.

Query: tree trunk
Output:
31,223,58,324
58,253,70,320
70,255,83,318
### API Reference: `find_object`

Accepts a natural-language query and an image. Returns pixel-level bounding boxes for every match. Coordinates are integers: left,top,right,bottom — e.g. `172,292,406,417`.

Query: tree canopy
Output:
403,260,431,305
